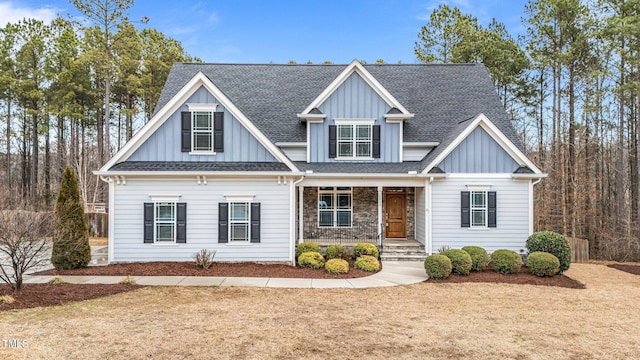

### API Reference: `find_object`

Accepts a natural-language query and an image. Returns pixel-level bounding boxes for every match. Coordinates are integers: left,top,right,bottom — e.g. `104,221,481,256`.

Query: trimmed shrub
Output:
296,242,320,259
526,231,571,274
424,254,452,279
325,258,350,274
526,251,560,277
353,243,379,259
490,249,522,275
462,246,490,272
354,255,380,272
442,249,473,276
325,245,351,260
298,251,325,269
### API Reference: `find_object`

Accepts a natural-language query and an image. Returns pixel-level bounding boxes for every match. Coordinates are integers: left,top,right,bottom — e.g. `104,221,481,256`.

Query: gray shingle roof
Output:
155,63,522,150
293,162,423,174
109,162,291,172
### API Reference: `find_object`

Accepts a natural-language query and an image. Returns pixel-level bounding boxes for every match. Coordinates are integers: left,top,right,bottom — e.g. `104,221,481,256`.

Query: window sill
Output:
225,242,254,246
151,243,181,246
467,227,491,231
335,157,374,161
189,151,217,155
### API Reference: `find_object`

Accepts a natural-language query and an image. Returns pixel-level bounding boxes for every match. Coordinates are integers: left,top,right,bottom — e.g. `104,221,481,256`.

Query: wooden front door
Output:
385,193,406,238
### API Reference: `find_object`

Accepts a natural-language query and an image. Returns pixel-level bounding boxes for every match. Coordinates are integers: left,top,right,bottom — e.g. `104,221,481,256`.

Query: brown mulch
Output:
34,261,374,279
0,284,142,311
427,265,586,289
607,263,640,275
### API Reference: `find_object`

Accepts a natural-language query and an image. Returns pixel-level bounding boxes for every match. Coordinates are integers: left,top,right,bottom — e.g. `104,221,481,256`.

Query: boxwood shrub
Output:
325,244,351,260
424,254,452,279
461,246,490,272
526,231,571,274
295,242,320,259
298,251,325,269
526,251,560,277
442,249,473,276
353,243,379,259
354,255,380,272
490,249,522,275
325,258,350,274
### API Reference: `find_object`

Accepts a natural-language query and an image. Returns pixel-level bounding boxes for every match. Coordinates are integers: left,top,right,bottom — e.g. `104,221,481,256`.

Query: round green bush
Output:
298,251,325,269
490,249,522,275
526,251,560,277
526,231,571,274
353,243,379,259
296,242,320,259
325,245,351,260
442,249,473,276
325,258,350,274
461,246,490,272
354,255,380,272
424,254,452,279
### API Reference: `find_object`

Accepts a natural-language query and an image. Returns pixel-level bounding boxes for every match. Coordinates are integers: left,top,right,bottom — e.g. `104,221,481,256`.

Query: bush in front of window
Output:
526,251,560,277
325,258,350,274
295,242,320,259
353,243,379,259
325,245,351,260
424,254,452,279
354,255,380,272
526,231,571,274
193,249,217,269
490,249,522,275
461,246,490,272
441,249,473,276
298,251,325,269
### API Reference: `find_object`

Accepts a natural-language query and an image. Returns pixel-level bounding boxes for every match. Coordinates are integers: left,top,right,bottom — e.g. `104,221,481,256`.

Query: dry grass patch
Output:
1,264,639,359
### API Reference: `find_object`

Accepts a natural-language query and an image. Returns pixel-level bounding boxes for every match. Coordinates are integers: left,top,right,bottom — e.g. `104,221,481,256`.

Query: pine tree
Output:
51,167,91,269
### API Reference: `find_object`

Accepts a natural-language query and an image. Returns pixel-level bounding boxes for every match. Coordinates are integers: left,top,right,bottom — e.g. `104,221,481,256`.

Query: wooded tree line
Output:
0,1,198,211
415,1,640,261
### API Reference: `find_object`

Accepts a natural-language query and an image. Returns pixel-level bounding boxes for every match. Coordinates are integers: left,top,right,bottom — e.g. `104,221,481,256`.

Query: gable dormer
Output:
298,61,414,163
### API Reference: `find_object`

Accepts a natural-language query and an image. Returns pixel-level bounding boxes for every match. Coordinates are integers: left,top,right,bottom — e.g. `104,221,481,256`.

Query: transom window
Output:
155,202,176,242
318,187,352,227
192,111,213,152
229,202,250,242
470,191,487,227
337,124,372,158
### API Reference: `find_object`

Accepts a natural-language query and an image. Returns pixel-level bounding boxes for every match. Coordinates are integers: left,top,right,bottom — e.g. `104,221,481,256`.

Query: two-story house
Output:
95,60,545,264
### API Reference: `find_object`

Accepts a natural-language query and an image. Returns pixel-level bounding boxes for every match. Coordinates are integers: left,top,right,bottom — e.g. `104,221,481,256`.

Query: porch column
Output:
298,186,304,243
377,186,383,240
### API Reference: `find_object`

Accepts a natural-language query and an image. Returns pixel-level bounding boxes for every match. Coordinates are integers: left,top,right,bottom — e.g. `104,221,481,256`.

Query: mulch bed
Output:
0,284,142,311
607,263,640,275
34,261,374,279
427,265,586,289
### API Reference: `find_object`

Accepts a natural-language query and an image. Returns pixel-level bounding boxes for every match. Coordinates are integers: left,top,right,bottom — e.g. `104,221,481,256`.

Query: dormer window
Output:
329,119,380,160
181,104,224,154
193,111,213,152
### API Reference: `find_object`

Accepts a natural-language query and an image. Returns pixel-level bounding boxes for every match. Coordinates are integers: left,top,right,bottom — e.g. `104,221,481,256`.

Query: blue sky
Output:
5,0,528,64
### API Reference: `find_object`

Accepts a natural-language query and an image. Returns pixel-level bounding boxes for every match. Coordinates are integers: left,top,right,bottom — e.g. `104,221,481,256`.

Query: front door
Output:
385,192,406,238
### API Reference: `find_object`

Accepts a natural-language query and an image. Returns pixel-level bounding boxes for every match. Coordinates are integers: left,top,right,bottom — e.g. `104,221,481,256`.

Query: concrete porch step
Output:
380,253,426,262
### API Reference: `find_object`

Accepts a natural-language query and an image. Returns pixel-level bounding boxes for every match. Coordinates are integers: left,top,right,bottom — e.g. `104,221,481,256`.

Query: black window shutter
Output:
181,112,191,152
461,191,470,228
176,203,187,243
218,202,228,243
144,203,154,243
214,112,224,152
488,191,497,228
250,203,261,243
372,125,381,158
328,125,337,158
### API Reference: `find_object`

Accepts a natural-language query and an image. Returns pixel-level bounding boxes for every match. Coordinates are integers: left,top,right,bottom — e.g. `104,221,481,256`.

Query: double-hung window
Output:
318,187,352,227
218,199,261,243
470,191,487,227
144,198,187,244
461,190,496,228
229,202,250,243
181,104,223,153
338,124,372,158
192,111,213,152
155,202,176,242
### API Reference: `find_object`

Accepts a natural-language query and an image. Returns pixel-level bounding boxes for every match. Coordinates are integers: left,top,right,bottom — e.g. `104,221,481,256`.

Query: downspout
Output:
290,176,305,266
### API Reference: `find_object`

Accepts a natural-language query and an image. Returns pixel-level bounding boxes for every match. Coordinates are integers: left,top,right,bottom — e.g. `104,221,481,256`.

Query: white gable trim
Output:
299,60,414,118
422,113,543,175
99,72,298,172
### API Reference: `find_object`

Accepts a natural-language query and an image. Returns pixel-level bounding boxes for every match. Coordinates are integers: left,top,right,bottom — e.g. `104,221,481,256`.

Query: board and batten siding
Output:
439,127,519,173
414,186,426,245
128,86,277,162
112,178,291,262
309,72,401,162
431,177,530,253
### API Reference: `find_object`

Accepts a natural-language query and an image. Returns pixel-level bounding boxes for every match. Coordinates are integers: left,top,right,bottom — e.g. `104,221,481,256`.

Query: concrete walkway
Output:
24,261,427,289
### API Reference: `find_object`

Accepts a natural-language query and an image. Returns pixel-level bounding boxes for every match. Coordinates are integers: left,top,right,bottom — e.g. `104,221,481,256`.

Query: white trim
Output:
224,195,256,202
334,118,375,125
399,121,404,162
296,113,326,122
404,142,440,147
149,194,181,202
189,151,217,156
108,180,115,263
300,60,413,117
447,173,513,179
426,179,432,255
187,103,218,111
306,124,311,163
422,113,543,175
466,185,492,191
529,180,534,235
384,113,414,121
98,72,299,173
276,142,307,147
377,186,383,240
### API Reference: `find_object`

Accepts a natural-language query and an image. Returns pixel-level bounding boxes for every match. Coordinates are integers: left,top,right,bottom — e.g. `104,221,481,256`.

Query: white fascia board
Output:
384,113,415,122
404,142,440,147
422,113,543,174
296,113,326,123
276,142,308,147
300,60,412,116
511,173,548,180
93,171,304,178
99,72,299,173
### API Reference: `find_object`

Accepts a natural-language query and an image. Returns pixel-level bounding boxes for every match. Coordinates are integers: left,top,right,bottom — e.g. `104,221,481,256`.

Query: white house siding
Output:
431,176,530,253
415,186,426,245
111,177,291,262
